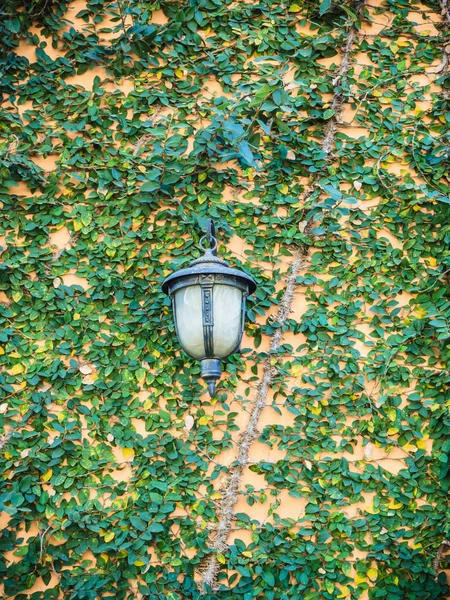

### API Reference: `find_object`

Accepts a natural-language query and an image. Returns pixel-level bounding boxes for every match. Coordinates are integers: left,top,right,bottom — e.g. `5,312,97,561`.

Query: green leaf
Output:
5,19,20,33
262,570,275,586
141,181,160,192
237,141,255,166
13,545,29,557
130,515,147,531
319,0,332,15
249,85,276,107
322,184,342,200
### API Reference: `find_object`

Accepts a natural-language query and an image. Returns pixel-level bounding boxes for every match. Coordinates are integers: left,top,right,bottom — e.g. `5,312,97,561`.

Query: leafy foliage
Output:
0,0,449,598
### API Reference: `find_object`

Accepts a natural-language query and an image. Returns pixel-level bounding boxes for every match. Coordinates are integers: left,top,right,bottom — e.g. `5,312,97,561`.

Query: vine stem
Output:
442,0,450,23
197,250,306,594
196,1,365,594
432,539,450,580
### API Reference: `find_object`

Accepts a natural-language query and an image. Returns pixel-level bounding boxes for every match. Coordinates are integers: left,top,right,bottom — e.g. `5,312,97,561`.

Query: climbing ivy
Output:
0,0,449,599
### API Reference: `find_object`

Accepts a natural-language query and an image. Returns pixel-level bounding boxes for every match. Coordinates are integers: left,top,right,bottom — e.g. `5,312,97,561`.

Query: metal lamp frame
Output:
162,220,256,396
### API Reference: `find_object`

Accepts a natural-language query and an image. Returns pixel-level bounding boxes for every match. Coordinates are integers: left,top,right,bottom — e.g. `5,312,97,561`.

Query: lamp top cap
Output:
161,219,257,296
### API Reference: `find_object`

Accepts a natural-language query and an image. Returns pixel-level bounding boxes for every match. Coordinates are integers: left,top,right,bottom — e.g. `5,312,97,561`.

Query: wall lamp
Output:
162,219,256,396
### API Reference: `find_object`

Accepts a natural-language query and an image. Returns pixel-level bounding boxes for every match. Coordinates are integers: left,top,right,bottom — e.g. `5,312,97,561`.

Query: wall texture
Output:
1,0,450,598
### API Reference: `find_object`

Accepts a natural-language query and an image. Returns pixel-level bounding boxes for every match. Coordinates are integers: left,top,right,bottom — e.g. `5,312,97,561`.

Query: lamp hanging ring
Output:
199,219,218,254
199,235,218,253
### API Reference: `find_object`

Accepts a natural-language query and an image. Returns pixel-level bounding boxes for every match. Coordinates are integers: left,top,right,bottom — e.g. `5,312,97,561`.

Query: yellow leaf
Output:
122,447,135,460
387,427,399,435
397,41,410,47
198,415,212,425
0,347,4,355
288,3,301,11
390,42,398,53
134,560,146,566
217,553,226,564
12,291,23,302
156,71,162,80
136,369,146,384
291,364,302,377
42,469,53,482
100,553,109,562
175,69,184,78
242,551,252,557
211,493,222,500
355,573,366,584
324,581,334,594
73,218,83,232
388,499,403,509
337,586,350,598
416,439,427,450
403,443,416,452
82,373,98,385
428,257,437,266
279,184,289,194
104,531,115,542
11,364,24,375
310,405,321,415
367,567,378,581
73,313,81,321
387,408,396,421
365,504,379,514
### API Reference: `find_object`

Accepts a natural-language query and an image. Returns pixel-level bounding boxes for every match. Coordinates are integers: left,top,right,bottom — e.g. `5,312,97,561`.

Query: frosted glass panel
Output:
213,285,243,356
174,286,205,359
174,284,243,359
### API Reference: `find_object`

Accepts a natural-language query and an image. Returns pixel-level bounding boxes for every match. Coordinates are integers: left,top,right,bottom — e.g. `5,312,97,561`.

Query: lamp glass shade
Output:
211,284,243,356
174,285,204,358
174,284,243,359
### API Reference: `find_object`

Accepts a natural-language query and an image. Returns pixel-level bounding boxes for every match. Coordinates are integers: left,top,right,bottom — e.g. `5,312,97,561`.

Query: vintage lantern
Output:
162,219,256,396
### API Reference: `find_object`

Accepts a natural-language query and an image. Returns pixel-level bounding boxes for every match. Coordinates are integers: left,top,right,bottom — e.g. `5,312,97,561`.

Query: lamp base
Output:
201,359,221,397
